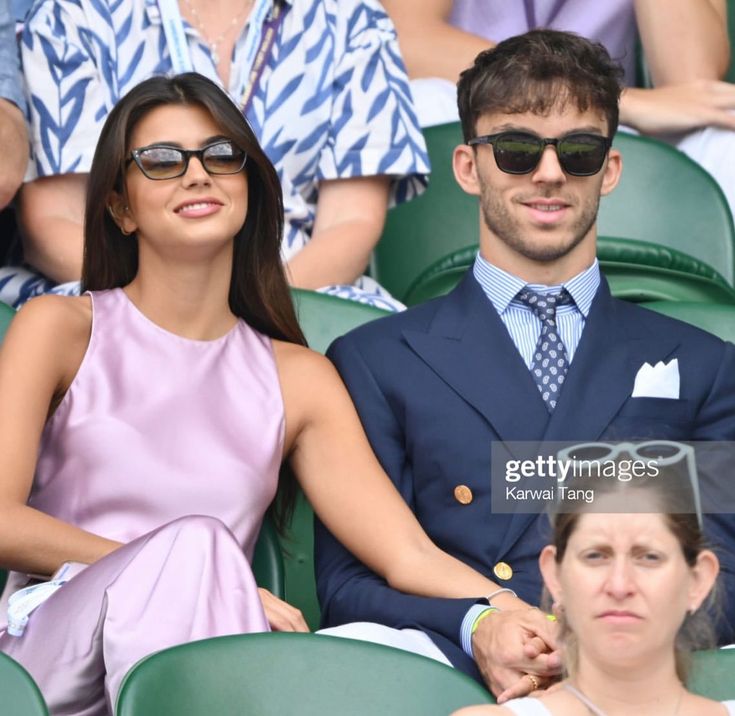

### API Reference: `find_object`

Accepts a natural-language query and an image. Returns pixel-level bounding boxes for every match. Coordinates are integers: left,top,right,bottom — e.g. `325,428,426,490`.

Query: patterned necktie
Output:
517,287,573,411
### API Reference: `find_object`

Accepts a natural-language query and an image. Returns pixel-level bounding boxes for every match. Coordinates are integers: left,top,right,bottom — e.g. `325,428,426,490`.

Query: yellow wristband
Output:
471,607,499,634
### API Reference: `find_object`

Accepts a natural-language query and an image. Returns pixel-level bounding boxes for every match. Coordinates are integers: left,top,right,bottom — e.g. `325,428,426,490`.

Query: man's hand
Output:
257,588,310,632
621,82,735,135
471,605,561,699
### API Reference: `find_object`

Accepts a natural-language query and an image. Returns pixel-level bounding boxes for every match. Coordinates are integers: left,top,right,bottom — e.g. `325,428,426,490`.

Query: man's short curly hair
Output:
457,29,624,142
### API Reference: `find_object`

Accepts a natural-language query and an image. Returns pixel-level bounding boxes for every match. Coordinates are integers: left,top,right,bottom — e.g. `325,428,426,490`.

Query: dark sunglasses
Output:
467,131,612,177
127,140,247,180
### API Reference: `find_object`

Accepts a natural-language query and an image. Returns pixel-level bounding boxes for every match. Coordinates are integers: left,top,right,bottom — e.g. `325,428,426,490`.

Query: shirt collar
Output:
472,253,600,317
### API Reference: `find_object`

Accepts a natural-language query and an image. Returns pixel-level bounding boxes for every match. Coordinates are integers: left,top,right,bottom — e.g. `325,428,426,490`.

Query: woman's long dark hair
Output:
82,73,305,530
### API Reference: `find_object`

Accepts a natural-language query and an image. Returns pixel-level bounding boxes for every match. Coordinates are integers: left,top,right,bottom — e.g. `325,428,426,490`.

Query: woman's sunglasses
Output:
467,131,612,177
127,140,247,180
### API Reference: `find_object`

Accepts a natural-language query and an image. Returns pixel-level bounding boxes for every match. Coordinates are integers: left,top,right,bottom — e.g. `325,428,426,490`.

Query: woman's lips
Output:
174,199,223,218
597,610,643,624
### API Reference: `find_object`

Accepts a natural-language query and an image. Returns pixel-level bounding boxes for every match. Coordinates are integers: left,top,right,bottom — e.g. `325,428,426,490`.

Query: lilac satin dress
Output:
0,289,283,715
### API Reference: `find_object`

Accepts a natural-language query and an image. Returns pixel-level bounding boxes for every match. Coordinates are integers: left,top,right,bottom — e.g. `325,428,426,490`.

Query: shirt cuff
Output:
460,604,494,658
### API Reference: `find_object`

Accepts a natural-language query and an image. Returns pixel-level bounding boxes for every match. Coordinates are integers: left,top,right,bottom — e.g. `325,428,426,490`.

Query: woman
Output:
454,462,735,715
3,0,425,310
0,73,496,715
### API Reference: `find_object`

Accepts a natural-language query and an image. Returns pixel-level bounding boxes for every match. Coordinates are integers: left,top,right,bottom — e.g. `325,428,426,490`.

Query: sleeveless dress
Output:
0,289,284,715
502,696,735,714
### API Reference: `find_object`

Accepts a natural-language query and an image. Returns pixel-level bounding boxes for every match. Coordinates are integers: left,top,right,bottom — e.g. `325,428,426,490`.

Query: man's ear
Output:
600,147,622,197
453,144,482,197
107,191,137,235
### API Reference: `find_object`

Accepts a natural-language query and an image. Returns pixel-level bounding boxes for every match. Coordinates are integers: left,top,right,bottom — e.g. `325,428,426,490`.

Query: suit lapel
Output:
402,272,550,441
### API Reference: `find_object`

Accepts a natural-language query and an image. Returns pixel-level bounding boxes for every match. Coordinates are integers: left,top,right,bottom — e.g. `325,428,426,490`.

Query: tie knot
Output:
517,287,572,323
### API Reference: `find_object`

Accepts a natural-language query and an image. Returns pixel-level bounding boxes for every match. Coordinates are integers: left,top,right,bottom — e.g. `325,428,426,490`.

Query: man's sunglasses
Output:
127,140,247,180
467,131,612,177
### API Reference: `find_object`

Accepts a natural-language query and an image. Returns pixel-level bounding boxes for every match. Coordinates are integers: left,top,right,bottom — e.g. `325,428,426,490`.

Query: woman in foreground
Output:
0,73,516,715
455,462,735,715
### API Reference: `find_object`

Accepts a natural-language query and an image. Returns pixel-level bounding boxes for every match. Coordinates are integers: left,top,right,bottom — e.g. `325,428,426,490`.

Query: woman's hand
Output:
257,588,309,632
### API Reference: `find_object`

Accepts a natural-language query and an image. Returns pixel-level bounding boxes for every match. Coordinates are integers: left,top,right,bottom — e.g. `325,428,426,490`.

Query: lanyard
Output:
157,0,282,112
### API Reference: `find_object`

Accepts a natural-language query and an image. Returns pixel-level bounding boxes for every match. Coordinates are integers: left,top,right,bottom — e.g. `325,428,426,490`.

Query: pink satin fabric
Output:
0,289,284,714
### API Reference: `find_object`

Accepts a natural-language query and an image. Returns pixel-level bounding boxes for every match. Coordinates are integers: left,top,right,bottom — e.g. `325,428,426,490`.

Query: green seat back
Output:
116,633,493,716
286,290,391,628
640,301,735,343
599,133,735,286
0,300,14,339
374,123,735,301
374,122,477,301
0,652,49,716
405,237,735,306
689,649,735,700
0,301,14,596
251,514,284,598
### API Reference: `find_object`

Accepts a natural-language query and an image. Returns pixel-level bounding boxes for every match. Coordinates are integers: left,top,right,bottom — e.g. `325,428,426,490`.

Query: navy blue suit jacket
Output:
315,272,735,682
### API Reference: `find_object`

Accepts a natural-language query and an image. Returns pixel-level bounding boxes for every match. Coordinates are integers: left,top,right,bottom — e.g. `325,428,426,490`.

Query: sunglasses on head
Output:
467,131,612,177
127,139,247,180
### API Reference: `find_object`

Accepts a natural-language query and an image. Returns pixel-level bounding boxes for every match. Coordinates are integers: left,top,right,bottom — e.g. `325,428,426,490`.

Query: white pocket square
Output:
631,359,680,399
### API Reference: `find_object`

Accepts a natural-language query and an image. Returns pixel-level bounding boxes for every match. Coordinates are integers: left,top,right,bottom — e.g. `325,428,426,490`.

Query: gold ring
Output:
526,674,540,691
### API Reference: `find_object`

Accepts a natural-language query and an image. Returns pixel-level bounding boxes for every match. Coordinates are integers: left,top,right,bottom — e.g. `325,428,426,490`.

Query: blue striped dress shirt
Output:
472,253,600,367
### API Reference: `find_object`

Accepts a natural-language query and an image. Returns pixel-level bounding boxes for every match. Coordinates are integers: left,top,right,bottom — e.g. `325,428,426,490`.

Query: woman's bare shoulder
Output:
271,339,341,386
14,294,91,336
3,295,92,380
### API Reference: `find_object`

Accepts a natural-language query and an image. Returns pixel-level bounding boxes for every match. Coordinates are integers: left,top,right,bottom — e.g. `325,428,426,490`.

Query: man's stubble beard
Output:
480,183,601,263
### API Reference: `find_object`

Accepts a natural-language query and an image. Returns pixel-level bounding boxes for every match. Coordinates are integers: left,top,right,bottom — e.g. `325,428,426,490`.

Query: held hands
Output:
257,588,310,632
471,601,561,701
622,81,735,135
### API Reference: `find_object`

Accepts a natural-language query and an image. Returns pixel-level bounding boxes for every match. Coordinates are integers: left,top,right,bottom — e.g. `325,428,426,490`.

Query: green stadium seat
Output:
285,290,391,628
0,300,14,338
374,123,735,302
0,652,49,716
116,633,494,716
598,133,735,286
405,237,735,306
251,515,285,598
689,648,735,700
0,301,14,595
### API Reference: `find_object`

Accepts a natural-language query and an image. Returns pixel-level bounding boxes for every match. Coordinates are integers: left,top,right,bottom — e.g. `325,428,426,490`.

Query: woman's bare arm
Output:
635,0,729,85
276,341,501,598
382,0,492,80
0,296,121,576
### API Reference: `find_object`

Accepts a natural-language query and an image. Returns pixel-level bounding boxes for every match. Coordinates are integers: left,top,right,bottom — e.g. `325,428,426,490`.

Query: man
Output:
381,0,735,223
315,30,735,698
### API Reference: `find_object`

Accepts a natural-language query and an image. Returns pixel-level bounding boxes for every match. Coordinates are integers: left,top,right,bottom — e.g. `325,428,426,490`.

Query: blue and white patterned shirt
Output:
17,0,429,308
0,0,24,113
